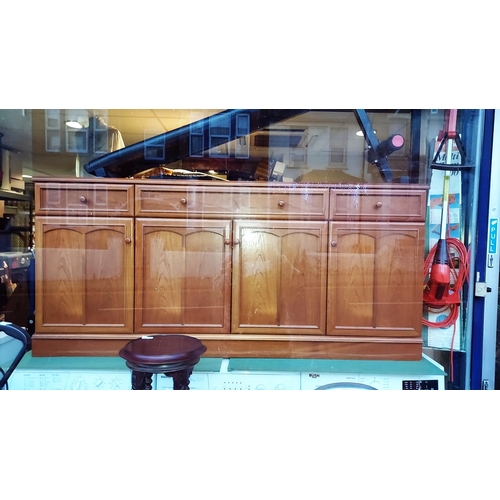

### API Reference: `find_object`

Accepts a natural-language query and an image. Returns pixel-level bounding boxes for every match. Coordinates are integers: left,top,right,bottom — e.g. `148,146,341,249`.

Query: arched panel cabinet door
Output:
327,221,425,338
231,219,328,335
35,216,134,334
135,218,232,335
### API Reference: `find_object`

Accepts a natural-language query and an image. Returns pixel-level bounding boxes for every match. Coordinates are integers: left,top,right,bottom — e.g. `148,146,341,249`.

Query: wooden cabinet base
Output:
31,335,423,360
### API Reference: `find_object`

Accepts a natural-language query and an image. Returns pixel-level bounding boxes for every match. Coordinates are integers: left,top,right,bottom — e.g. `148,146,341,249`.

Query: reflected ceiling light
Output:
65,120,84,129
356,129,376,137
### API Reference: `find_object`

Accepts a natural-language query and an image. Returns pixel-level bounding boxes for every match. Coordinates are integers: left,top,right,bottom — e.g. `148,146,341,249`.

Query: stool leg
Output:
131,371,153,390
170,368,193,390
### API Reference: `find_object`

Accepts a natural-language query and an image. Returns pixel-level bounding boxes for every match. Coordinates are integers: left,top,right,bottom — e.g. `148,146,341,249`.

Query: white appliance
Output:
8,368,132,390
300,354,446,390
155,359,301,390
156,372,301,390
8,353,446,390
206,372,301,390
7,354,131,390
155,373,210,390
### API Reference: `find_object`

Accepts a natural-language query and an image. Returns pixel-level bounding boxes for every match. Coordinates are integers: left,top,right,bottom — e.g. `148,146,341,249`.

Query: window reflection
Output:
7,109,441,184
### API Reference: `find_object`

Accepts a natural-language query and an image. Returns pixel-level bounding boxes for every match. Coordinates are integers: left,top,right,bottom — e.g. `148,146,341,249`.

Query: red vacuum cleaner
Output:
423,110,469,312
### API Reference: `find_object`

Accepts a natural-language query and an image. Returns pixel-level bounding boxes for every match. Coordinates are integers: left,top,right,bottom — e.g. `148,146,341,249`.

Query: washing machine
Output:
154,359,302,390
7,353,131,390
300,354,446,390
8,353,446,390
155,372,210,390
206,371,301,390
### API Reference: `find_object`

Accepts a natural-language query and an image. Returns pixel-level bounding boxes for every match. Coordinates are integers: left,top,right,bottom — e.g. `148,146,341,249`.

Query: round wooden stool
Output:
119,335,207,390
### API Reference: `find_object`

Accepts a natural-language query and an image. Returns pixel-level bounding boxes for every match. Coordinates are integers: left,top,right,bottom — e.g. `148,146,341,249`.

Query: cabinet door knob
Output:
125,237,131,244
180,198,187,205
233,239,240,246
331,241,337,247
376,201,383,208
79,196,87,203
224,238,231,246
278,200,285,207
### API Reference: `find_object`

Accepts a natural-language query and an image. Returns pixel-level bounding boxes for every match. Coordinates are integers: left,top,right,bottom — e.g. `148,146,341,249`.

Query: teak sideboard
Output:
32,178,427,360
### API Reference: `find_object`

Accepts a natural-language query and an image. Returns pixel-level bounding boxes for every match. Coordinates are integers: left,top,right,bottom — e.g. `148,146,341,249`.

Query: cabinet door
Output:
35,217,134,333
135,218,232,334
232,220,328,335
328,222,424,337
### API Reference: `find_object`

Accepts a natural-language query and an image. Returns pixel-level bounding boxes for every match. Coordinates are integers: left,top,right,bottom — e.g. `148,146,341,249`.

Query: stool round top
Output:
119,335,207,365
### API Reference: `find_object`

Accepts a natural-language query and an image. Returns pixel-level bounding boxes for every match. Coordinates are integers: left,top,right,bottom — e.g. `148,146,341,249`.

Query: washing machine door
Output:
315,382,377,390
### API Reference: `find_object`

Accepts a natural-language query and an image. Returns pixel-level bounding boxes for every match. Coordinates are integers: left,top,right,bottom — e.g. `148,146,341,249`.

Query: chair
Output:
0,321,31,390
119,334,207,390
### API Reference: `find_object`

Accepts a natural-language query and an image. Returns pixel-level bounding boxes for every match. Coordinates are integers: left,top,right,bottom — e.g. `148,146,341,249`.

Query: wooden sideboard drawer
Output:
329,188,427,221
35,183,134,216
136,185,329,219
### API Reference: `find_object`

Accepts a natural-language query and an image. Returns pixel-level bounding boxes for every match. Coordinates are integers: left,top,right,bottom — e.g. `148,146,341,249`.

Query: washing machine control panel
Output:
402,380,440,390
8,370,131,390
155,373,210,390
207,372,301,390
155,372,301,390
301,372,444,390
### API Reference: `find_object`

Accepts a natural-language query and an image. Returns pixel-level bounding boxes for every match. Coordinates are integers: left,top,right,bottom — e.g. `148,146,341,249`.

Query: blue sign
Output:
489,218,498,254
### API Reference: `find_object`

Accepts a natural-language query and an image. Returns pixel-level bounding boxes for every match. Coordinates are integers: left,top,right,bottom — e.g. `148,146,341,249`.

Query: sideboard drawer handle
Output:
79,196,87,203
376,201,383,208
180,198,187,205
278,200,285,207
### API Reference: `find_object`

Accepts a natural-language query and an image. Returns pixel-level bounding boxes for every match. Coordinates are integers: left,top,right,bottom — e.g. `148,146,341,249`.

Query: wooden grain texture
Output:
328,222,424,336
31,334,423,360
135,185,329,219
35,216,134,334
33,179,427,360
330,187,427,221
135,218,232,334
334,231,375,328
232,220,328,334
35,183,134,216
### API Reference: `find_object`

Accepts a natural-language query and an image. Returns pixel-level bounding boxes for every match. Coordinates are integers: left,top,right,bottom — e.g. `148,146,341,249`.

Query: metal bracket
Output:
354,109,398,182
